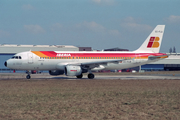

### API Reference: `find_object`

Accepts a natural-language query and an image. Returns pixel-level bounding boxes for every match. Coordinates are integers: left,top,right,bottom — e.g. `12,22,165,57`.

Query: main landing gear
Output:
76,74,83,78
87,70,94,79
88,73,94,79
76,73,95,79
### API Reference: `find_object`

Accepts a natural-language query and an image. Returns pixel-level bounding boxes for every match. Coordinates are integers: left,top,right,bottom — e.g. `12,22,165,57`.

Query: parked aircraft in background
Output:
4,25,168,79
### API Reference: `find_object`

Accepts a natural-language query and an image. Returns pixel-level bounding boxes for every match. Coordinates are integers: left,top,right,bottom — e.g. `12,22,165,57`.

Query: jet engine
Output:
49,70,64,76
65,65,82,76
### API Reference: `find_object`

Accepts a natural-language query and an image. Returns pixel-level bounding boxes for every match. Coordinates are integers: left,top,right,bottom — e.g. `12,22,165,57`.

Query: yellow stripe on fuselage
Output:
31,51,48,57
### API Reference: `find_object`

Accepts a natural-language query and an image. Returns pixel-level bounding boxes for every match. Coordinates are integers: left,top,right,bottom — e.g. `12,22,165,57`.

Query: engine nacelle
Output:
49,70,64,76
65,65,82,76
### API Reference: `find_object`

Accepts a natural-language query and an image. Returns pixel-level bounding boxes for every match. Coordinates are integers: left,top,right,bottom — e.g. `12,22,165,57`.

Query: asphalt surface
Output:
0,72,180,80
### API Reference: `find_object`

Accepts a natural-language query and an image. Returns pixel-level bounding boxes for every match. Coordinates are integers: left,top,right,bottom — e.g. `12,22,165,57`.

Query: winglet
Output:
135,25,165,53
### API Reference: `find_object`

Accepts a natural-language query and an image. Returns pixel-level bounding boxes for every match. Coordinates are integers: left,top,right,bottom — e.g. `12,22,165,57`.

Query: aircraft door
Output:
28,53,33,64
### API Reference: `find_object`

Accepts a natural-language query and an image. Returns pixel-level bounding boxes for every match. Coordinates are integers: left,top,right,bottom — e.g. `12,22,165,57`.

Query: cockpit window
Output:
11,56,22,59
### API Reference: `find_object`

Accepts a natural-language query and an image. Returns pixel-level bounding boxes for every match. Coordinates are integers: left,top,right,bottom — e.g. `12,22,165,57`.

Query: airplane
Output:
4,25,168,79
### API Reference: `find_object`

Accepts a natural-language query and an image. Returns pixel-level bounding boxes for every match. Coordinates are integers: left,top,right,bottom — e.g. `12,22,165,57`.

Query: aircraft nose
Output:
4,61,7,67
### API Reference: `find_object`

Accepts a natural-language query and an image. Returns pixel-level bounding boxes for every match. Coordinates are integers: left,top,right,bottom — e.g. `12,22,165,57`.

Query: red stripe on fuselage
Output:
40,51,57,57
36,51,166,58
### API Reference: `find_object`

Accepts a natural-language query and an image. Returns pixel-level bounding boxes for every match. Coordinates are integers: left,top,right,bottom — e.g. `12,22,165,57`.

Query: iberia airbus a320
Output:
4,25,168,79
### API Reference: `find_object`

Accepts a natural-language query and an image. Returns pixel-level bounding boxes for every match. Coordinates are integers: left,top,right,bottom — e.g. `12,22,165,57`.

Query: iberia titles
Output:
56,53,71,57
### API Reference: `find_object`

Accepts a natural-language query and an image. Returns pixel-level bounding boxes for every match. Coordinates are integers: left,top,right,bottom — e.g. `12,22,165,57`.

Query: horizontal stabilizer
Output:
148,55,168,61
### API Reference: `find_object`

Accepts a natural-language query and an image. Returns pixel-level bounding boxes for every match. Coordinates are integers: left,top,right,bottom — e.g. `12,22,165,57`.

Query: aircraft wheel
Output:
76,74,83,78
26,75,31,79
88,73,94,79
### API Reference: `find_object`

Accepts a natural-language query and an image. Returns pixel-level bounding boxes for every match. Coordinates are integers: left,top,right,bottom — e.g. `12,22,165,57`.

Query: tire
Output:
76,74,83,78
88,73,94,79
26,75,31,79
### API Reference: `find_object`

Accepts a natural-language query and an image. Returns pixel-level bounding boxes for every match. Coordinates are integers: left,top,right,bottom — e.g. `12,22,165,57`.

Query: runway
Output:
52,74,180,80
93,74,180,80
1,73,180,80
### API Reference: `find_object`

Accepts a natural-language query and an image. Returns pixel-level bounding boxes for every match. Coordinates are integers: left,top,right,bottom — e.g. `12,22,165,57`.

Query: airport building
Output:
103,47,129,51
142,53,180,71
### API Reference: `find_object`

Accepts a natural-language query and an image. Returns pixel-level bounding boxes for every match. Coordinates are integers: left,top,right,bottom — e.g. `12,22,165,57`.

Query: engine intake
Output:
65,65,82,76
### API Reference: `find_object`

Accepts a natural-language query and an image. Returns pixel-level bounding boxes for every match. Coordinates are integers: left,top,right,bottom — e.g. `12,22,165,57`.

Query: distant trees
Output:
169,46,176,54
173,46,176,53
169,48,172,53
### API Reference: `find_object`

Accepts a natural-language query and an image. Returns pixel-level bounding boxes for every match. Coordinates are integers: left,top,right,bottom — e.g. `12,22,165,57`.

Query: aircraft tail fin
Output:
135,25,165,53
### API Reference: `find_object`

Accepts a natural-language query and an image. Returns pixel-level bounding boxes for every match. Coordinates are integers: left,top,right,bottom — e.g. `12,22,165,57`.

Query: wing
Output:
80,59,123,69
56,58,135,70
79,58,135,70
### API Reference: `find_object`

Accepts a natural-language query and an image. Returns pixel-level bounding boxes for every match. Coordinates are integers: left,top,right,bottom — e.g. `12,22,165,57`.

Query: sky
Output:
0,0,180,52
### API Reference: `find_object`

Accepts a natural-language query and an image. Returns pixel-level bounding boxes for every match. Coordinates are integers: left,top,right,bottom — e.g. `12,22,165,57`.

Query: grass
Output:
0,79,180,119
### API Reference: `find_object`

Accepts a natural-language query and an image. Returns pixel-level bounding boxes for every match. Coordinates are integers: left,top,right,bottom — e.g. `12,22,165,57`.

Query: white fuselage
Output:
6,51,166,71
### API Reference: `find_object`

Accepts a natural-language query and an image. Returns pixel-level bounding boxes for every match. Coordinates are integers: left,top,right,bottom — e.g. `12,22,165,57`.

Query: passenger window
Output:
19,56,22,59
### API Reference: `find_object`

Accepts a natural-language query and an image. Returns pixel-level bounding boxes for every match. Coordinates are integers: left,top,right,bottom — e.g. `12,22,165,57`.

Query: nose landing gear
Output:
26,71,31,79
26,74,31,79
